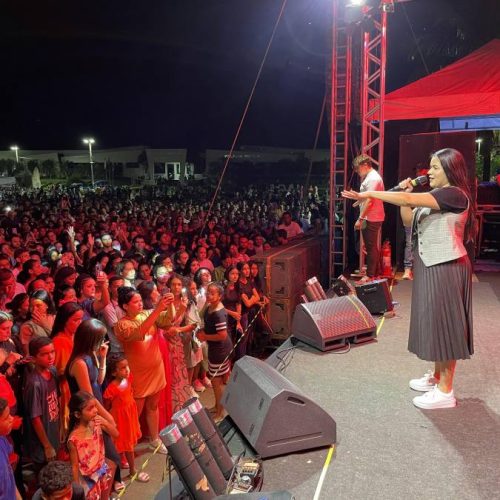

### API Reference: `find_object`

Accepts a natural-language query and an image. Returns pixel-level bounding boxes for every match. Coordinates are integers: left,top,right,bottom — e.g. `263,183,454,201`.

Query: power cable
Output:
199,0,289,236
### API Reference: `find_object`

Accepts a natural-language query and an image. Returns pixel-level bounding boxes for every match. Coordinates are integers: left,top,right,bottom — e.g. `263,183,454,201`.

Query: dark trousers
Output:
362,221,382,277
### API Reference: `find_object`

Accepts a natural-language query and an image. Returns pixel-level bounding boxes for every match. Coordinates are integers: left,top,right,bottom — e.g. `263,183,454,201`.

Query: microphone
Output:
388,175,428,192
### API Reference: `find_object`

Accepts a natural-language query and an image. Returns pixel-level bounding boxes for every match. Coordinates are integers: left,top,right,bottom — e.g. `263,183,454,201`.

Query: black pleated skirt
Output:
408,251,473,362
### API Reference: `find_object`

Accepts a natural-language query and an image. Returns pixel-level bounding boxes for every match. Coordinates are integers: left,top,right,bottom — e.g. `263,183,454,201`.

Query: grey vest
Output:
413,203,468,267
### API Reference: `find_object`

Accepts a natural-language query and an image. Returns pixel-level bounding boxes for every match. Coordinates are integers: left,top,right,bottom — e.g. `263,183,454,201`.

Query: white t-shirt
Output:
278,221,303,239
360,169,385,222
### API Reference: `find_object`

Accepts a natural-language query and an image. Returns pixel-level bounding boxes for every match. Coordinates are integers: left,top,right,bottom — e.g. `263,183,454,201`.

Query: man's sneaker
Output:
193,379,206,392
201,376,212,388
413,386,456,409
402,268,413,280
409,370,437,392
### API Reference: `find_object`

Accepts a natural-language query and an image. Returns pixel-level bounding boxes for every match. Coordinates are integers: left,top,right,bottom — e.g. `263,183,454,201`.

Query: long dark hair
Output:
137,281,156,310
67,391,95,437
51,302,83,338
65,319,106,377
432,148,477,245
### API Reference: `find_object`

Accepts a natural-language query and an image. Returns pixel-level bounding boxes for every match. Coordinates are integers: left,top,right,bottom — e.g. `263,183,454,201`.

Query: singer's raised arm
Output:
341,189,440,211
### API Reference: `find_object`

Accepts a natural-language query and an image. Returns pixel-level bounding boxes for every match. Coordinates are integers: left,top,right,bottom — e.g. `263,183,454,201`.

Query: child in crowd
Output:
32,460,85,500
67,391,118,500
22,336,60,475
103,355,147,483
196,282,232,422
0,397,20,500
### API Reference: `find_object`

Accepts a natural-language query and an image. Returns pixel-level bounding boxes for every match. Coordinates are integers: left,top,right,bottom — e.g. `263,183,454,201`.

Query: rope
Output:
199,0,289,236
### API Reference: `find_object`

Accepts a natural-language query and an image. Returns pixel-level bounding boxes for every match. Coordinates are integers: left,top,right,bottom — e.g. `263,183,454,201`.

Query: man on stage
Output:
353,154,385,282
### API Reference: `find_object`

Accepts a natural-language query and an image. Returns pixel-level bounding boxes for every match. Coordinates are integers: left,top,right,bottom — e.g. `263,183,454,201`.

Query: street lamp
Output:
475,137,483,157
10,145,19,164
83,138,95,187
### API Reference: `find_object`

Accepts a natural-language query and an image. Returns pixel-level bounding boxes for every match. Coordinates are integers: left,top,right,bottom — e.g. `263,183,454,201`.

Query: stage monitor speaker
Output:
355,278,393,314
223,356,336,458
291,295,377,351
215,492,295,500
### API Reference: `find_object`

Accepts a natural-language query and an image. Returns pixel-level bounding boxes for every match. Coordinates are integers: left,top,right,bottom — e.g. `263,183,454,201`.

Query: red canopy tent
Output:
383,39,500,121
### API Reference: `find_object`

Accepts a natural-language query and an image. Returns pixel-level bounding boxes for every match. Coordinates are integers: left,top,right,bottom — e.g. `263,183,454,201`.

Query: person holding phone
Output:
114,287,175,453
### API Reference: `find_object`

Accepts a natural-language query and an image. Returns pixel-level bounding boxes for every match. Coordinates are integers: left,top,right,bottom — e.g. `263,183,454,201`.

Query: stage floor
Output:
124,272,500,499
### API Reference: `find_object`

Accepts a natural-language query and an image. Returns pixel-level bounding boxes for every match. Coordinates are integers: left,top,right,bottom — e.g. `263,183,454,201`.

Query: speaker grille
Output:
303,296,374,336
292,296,376,351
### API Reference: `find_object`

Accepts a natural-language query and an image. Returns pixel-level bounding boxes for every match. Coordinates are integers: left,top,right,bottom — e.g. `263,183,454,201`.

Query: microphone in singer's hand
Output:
388,175,428,192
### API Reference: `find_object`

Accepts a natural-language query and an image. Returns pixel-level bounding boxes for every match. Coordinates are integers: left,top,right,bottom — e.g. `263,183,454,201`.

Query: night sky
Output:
1,0,499,153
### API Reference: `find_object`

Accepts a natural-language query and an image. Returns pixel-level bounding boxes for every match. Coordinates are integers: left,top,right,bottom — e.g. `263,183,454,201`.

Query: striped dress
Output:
203,306,233,377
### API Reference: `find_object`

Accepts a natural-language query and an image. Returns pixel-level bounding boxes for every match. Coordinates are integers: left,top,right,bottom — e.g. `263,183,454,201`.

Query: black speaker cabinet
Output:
223,356,336,458
355,278,393,314
291,295,377,351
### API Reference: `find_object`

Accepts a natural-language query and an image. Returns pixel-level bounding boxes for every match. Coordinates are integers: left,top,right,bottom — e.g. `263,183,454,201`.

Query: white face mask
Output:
112,243,121,251
125,270,136,281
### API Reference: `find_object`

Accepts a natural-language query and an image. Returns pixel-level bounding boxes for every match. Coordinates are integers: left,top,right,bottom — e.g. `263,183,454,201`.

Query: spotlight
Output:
347,0,366,5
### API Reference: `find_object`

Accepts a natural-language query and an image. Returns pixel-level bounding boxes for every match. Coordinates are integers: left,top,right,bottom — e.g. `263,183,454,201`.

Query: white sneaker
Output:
201,376,212,388
193,379,206,392
413,386,456,409
189,386,200,399
409,370,437,392
402,268,413,280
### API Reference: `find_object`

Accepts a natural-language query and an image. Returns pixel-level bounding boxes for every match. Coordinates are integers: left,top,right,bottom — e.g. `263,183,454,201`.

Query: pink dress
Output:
68,422,112,500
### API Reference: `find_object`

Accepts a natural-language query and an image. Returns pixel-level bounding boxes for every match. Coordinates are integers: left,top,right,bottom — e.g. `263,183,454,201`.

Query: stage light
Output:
347,0,366,5
475,138,483,143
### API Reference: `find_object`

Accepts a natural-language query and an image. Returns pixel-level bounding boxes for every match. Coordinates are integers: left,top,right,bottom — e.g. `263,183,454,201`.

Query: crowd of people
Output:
0,181,327,499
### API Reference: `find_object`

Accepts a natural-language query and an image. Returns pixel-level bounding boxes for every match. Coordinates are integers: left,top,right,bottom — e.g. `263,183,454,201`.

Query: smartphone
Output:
95,263,102,276
181,287,188,299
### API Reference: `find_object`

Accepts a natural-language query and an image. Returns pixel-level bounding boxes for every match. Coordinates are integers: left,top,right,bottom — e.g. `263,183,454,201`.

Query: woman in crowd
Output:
54,285,78,308
51,302,84,439
183,257,200,280
19,289,56,355
75,273,110,320
163,274,197,412
342,148,475,410
236,262,261,358
137,280,172,429
114,286,175,453
5,293,29,337
182,279,204,393
223,266,242,361
249,261,270,352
